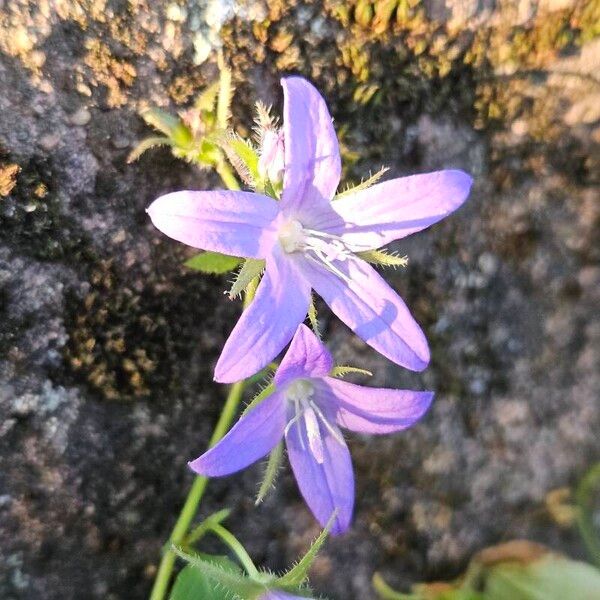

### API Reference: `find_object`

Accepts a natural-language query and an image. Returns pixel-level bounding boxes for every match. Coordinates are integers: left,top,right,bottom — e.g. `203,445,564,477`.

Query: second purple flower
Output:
189,324,433,535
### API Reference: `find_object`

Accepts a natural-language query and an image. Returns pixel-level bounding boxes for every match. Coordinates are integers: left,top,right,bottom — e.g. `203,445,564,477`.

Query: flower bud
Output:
258,129,285,185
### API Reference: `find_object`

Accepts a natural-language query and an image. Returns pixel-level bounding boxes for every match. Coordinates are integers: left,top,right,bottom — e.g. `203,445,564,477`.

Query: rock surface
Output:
0,1,598,599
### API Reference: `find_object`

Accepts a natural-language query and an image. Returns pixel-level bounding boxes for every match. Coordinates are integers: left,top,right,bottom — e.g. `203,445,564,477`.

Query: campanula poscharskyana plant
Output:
139,69,473,600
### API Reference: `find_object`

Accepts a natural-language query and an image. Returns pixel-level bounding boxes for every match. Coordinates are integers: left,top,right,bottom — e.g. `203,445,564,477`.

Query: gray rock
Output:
0,2,598,600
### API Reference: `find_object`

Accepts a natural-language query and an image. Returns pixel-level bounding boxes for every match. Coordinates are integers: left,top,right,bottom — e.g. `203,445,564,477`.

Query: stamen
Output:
277,221,368,284
309,400,345,446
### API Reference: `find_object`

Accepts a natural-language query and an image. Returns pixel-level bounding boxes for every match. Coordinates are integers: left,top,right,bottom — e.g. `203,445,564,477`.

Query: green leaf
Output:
127,136,174,163
357,249,408,269
242,383,275,416
170,556,241,600
170,564,213,600
172,547,260,599
484,556,600,599
229,259,265,298
331,365,373,378
184,252,242,275
255,441,284,505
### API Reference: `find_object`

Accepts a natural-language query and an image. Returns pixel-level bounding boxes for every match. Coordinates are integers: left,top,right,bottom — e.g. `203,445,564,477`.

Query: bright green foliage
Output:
184,252,242,275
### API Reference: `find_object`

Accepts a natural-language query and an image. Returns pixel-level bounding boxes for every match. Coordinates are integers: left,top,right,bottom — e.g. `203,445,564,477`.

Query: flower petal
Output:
285,417,354,535
260,591,307,600
147,190,279,258
188,389,286,476
214,249,311,383
325,170,472,250
280,77,341,219
300,255,430,371
274,324,333,386
319,378,433,434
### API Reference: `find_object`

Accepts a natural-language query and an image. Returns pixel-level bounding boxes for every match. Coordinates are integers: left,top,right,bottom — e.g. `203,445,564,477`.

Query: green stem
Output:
149,288,254,600
209,524,260,579
215,159,240,190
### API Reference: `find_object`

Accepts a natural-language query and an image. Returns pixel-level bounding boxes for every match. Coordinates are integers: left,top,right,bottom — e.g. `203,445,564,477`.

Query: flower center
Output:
277,219,357,283
284,379,344,464
285,378,314,403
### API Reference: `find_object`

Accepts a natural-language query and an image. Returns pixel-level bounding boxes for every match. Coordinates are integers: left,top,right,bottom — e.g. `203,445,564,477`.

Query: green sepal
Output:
172,547,262,599
334,166,389,199
357,249,408,269
217,133,260,187
308,297,320,338
229,259,265,299
141,108,193,148
276,514,336,588
255,441,284,505
127,136,174,163
242,382,275,416
331,365,373,378
184,251,242,275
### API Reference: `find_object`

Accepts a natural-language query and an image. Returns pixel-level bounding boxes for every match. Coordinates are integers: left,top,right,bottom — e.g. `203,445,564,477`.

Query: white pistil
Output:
284,379,345,463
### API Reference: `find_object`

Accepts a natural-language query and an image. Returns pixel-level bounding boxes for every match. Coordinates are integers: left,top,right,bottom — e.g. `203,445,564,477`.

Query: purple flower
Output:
189,324,433,534
260,592,307,600
148,77,472,383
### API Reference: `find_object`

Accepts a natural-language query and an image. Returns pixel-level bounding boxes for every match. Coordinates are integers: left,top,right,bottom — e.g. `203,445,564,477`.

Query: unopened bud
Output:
258,129,285,185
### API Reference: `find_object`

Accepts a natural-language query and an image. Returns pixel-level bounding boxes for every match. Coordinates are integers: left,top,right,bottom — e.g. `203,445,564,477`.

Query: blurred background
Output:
0,1,598,598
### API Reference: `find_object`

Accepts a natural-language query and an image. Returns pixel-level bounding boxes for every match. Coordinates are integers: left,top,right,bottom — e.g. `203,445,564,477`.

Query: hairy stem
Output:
215,159,240,191
209,524,260,578
149,166,248,600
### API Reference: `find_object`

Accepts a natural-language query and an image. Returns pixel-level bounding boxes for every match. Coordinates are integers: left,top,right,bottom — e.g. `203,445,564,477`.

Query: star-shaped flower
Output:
148,77,472,383
189,324,433,534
